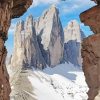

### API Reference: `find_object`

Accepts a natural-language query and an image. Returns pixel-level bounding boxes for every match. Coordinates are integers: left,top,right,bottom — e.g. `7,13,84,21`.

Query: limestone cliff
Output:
64,20,85,67
24,15,46,69
0,0,32,100
8,4,88,100
11,20,25,70
10,6,86,70
35,5,64,67
11,15,46,70
80,3,100,100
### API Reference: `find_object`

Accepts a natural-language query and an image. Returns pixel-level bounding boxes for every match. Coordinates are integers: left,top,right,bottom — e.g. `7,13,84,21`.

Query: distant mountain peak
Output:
10,7,85,69
49,4,58,12
64,20,86,67
35,5,64,67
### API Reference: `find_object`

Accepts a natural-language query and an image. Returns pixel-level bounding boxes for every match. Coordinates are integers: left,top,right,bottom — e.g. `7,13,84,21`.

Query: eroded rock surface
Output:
64,20,85,67
0,0,32,100
80,5,100,34
11,15,46,70
24,16,46,69
82,34,100,100
80,3,100,100
35,5,64,67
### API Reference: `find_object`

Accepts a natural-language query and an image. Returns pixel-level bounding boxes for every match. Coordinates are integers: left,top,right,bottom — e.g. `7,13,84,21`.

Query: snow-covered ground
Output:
8,62,88,100
29,62,88,100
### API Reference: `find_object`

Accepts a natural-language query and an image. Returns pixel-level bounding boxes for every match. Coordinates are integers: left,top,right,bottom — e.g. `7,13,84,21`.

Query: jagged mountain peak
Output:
64,20,85,67
25,15,34,26
11,14,46,70
64,20,84,43
8,6,88,100
10,6,86,69
15,20,24,32
49,4,59,13
40,5,59,21
25,15,34,24
67,20,79,27
35,5,64,67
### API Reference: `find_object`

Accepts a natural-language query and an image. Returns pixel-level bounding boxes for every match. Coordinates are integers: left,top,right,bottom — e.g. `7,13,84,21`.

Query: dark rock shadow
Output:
63,40,81,67
43,63,82,81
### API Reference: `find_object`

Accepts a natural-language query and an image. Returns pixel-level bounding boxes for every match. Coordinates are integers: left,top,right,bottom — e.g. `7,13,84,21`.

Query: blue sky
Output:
6,0,96,56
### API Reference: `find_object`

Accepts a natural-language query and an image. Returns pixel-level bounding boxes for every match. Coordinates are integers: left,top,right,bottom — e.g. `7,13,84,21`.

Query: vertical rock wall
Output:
11,16,46,70
0,2,12,99
64,20,85,67
0,0,32,99
36,5,64,67
80,2,100,100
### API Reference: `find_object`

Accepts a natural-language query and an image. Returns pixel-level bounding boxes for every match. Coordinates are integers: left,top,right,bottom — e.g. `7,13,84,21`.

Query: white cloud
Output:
59,0,96,14
59,0,95,14
31,0,60,7
31,0,95,8
61,4,79,14
30,0,96,14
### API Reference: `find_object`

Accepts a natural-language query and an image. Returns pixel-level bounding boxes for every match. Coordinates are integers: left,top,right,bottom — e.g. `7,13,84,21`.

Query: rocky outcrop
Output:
11,20,25,70
10,6,86,70
11,15,46,70
80,6,100,34
35,5,64,67
24,15,46,69
82,34,100,100
64,20,85,67
11,5,64,69
80,3,100,100
0,0,32,100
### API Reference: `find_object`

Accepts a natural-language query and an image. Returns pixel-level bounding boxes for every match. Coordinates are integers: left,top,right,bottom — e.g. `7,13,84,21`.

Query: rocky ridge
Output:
11,15,46,70
10,6,85,70
10,6,86,70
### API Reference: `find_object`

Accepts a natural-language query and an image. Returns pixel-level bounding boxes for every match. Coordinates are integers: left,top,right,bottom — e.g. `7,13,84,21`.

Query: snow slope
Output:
9,62,88,100
29,62,88,100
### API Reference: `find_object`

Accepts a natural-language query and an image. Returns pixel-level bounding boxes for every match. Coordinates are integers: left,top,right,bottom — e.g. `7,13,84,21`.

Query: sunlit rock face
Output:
35,5,64,67
11,20,25,70
10,6,86,70
64,20,85,67
10,5,65,70
11,16,46,70
80,4,100,100
0,0,32,100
